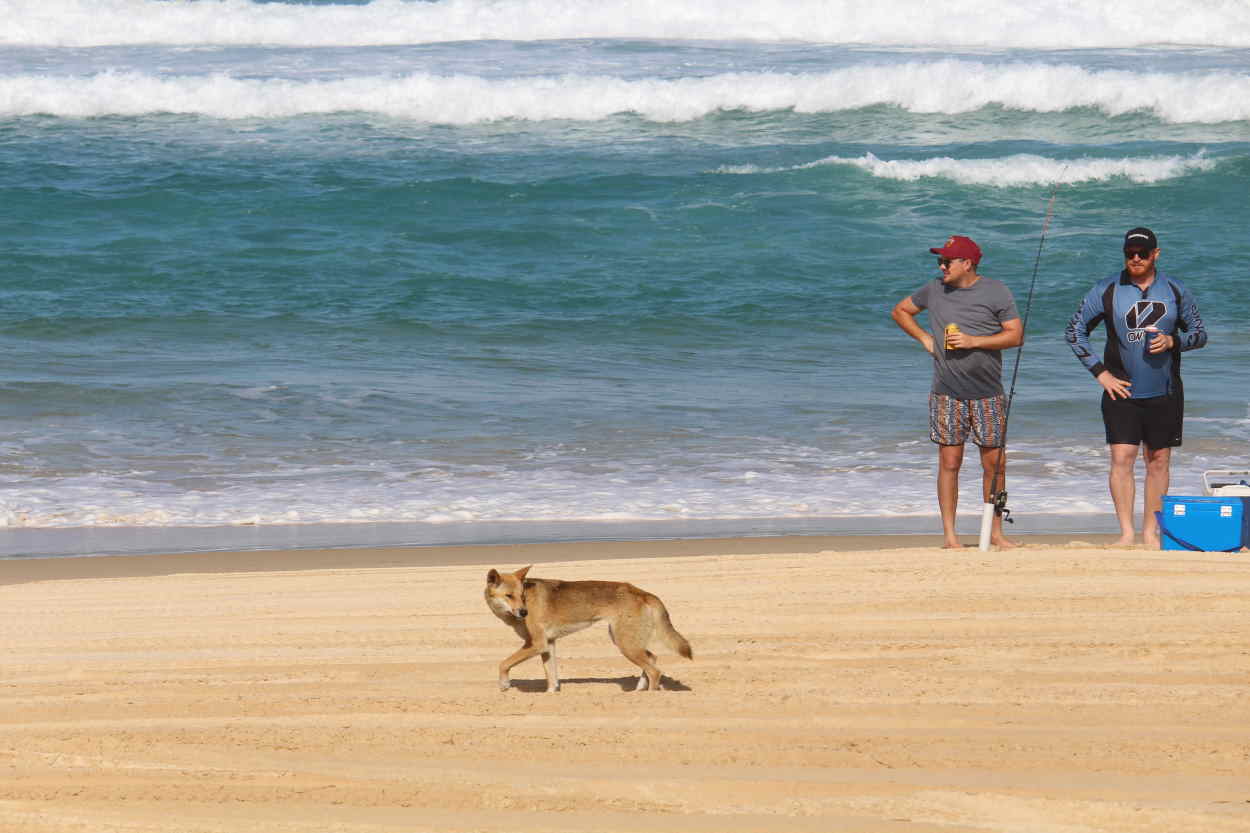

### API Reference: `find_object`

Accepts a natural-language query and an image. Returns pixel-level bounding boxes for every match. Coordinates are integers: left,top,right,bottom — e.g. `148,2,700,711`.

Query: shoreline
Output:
0,511,1122,563
0,530,1124,585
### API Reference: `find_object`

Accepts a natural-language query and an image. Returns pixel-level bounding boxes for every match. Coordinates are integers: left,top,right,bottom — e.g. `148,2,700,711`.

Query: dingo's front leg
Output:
542,640,560,692
499,640,543,691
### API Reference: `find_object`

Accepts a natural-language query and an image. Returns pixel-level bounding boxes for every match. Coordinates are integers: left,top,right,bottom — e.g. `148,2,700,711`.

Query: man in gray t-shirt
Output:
891,235,1023,549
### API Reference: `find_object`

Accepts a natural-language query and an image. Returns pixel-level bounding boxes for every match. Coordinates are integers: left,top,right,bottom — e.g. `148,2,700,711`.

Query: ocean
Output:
3,0,1249,558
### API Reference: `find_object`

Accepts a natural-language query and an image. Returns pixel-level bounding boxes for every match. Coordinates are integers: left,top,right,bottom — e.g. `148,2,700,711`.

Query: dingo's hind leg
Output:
618,636,661,691
615,611,661,691
632,650,657,690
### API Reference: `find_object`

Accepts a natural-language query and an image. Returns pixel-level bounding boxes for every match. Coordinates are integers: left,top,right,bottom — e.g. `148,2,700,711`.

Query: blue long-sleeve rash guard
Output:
1066,269,1207,399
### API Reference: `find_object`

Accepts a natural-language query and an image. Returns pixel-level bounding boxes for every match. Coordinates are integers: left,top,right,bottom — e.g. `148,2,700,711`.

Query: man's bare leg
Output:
1108,443,1139,546
979,445,1016,548
1141,445,1172,549
938,444,964,548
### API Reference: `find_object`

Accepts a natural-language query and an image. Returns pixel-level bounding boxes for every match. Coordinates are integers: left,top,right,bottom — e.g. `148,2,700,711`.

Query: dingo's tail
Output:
650,598,693,660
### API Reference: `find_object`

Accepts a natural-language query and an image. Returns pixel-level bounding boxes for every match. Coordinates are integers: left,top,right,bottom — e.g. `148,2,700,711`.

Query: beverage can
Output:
944,323,961,350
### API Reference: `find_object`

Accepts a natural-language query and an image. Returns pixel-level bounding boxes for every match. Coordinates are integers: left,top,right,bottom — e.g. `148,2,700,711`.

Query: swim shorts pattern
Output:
929,393,1006,447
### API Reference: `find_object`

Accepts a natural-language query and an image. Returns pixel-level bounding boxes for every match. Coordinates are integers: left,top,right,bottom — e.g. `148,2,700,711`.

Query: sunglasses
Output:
1124,248,1154,261
937,258,961,268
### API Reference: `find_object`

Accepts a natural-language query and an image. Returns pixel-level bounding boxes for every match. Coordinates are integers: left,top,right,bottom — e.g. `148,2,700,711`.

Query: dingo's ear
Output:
515,565,532,581
487,569,500,585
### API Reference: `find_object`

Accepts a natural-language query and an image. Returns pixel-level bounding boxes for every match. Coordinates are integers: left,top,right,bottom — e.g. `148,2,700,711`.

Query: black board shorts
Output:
1101,392,1182,448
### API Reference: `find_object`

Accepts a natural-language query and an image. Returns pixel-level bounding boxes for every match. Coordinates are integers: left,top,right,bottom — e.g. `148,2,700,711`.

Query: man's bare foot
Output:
1110,534,1136,547
1142,533,1161,550
942,538,965,549
991,536,1018,550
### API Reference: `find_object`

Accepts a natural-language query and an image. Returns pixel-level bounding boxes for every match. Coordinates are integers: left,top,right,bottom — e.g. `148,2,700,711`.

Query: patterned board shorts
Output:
929,393,1007,447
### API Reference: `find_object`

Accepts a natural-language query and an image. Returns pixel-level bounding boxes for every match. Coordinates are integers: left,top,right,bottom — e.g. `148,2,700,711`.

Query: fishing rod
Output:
978,183,1060,552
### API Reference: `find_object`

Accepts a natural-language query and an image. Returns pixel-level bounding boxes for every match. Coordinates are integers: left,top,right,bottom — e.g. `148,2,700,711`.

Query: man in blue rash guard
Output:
1066,227,1208,549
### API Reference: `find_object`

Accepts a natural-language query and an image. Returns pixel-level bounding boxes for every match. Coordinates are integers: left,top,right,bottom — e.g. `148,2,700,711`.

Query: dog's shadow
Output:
511,675,693,693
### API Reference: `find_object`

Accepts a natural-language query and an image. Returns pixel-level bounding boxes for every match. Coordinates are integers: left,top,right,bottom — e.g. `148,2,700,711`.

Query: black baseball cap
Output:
1123,227,1158,251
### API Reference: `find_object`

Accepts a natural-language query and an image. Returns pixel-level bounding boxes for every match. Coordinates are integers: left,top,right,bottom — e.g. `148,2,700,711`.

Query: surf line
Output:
978,178,1062,552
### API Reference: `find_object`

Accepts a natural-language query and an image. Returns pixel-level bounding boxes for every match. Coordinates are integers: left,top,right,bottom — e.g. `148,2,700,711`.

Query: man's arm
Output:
1175,284,1208,352
945,317,1023,350
1066,282,1131,399
1064,286,1105,375
891,295,935,355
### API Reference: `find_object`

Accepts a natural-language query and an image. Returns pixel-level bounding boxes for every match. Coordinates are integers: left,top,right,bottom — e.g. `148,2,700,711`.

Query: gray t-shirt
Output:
911,276,1020,399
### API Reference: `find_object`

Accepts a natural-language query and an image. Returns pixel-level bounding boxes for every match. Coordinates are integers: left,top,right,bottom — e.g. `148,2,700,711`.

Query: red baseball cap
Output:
929,235,981,265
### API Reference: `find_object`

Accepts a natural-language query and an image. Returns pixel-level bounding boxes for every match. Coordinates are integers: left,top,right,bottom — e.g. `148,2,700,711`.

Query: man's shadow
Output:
511,675,692,692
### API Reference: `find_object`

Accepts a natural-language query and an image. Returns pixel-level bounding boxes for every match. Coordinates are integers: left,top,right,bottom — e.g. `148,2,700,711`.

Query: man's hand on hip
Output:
1097,370,1132,399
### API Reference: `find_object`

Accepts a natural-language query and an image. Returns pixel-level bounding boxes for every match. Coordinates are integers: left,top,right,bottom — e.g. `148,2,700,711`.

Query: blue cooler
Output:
1156,496,1248,552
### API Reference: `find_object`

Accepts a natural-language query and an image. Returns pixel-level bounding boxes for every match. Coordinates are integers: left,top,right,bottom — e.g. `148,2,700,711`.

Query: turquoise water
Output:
3,1,1249,556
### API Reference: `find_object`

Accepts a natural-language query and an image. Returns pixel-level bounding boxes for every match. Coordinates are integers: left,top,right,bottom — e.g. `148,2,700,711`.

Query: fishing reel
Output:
993,489,1013,524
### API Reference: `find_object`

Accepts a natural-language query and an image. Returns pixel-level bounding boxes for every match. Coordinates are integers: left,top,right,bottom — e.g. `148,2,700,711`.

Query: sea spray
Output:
5,0,1250,48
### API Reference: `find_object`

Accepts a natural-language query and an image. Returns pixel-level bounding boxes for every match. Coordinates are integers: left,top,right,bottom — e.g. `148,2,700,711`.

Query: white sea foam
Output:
0,461,1111,531
4,0,1250,48
2,427,1230,540
719,151,1218,186
4,63,1250,123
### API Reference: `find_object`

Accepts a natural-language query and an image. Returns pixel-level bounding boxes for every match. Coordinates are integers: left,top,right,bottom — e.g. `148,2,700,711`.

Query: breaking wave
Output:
5,63,1250,124
717,151,1218,186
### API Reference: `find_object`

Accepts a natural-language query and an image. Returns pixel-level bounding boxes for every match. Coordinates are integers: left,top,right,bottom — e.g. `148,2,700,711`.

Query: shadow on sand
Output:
510,674,692,693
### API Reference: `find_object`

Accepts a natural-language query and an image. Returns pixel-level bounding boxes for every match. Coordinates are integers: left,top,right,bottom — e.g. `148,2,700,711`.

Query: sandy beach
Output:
2,535,1248,833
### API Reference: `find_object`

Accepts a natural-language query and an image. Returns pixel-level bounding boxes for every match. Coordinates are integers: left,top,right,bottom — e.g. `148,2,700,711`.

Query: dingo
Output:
485,565,692,692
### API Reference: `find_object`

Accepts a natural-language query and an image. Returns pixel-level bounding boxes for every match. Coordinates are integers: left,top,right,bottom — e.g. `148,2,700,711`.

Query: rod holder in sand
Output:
978,502,995,551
